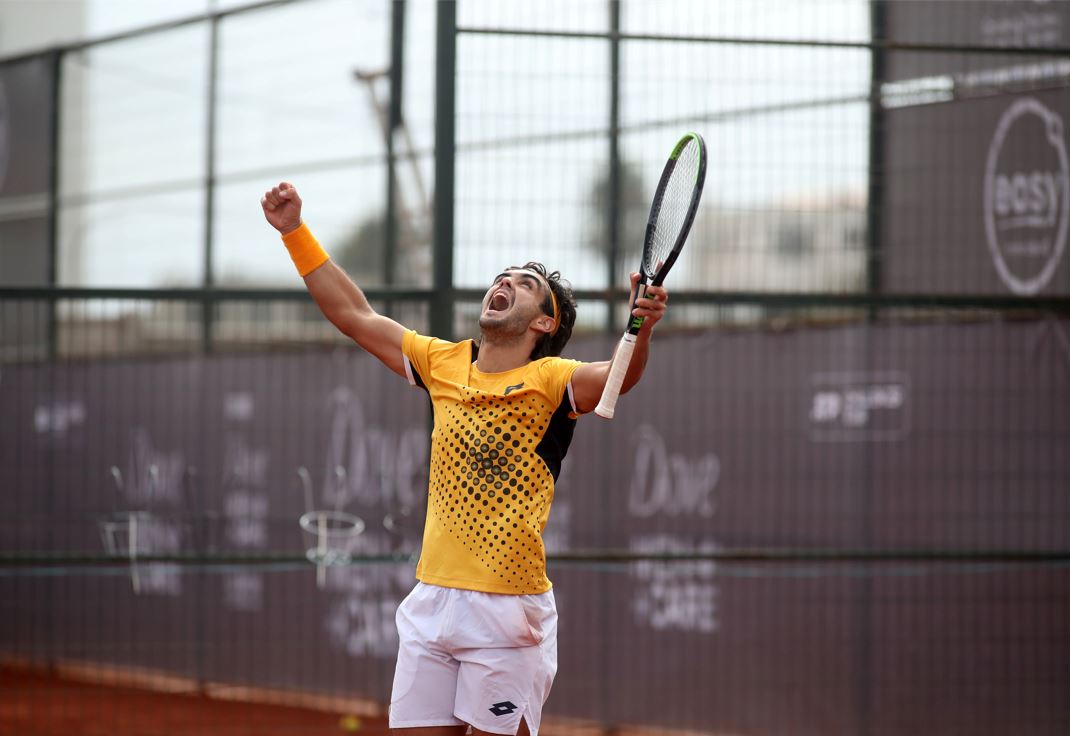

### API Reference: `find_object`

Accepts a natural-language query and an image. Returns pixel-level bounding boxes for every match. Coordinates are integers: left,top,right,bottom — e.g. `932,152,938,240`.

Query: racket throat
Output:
628,280,650,334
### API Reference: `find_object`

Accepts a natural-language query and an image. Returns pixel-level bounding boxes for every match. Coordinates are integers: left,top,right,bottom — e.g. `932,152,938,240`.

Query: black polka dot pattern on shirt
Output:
426,384,558,592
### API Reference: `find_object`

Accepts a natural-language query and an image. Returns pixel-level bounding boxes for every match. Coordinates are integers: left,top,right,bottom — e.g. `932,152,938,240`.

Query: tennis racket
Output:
595,132,707,419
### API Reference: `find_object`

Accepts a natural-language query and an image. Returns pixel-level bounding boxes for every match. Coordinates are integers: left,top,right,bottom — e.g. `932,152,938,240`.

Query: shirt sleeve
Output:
401,330,437,390
538,357,586,416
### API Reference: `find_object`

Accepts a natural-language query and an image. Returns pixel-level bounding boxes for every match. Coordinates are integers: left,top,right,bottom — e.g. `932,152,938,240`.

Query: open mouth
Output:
487,290,511,314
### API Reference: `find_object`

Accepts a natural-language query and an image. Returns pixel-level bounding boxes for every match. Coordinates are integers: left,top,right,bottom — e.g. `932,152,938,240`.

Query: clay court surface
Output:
0,663,393,736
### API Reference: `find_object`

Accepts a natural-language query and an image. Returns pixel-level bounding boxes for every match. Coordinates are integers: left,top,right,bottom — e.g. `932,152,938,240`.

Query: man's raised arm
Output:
569,272,668,414
261,182,407,377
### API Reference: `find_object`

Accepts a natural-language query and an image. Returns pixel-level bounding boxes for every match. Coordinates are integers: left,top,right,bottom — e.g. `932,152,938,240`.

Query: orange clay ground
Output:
0,663,393,736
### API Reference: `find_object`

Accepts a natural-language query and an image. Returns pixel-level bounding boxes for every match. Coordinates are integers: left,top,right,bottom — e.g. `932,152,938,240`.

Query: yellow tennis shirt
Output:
402,330,585,594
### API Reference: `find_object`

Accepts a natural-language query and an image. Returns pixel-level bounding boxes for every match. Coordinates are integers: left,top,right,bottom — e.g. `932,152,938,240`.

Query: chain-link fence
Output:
2,2,1069,735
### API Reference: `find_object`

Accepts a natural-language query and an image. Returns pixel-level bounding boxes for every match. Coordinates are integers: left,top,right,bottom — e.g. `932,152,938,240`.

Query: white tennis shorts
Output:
389,581,559,736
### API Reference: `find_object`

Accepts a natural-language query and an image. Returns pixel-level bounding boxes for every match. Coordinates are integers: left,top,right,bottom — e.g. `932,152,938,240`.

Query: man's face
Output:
479,268,552,336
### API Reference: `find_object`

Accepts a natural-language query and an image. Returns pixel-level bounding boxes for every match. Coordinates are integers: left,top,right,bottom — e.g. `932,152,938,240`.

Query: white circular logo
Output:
983,97,1069,295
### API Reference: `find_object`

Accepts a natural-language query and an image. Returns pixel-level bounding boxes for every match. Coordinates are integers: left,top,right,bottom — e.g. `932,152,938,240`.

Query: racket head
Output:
640,132,707,286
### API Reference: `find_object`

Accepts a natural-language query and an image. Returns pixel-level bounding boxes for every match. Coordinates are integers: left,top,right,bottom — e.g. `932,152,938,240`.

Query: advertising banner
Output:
2,321,1067,734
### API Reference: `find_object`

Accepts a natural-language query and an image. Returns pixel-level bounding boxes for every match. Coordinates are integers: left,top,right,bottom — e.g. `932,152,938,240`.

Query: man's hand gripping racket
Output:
595,132,707,419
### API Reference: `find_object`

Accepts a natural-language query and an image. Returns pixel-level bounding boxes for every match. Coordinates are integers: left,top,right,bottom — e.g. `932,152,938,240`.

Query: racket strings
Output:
644,140,702,275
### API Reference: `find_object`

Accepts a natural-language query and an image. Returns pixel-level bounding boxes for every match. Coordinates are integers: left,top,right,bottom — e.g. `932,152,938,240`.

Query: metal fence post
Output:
202,15,220,354
857,7,888,736
47,50,62,360
384,0,406,315
432,0,457,341
606,0,622,333
866,0,887,315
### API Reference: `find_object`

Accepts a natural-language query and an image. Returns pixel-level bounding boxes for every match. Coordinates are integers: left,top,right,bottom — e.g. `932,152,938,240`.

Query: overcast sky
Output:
9,0,871,290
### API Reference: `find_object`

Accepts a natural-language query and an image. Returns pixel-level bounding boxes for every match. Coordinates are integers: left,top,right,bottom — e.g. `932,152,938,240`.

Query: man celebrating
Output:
261,182,669,736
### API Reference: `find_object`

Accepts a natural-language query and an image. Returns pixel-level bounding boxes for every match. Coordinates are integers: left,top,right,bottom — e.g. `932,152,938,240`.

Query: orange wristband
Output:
281,221,330,277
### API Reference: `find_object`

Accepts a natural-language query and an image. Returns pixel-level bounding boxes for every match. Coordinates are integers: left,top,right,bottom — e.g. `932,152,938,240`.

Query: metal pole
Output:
389,1,406,134
384,0,406,315
202,16,220,353
431,0,456,341
594,6,623,726
606,1,622,334
46,50,62,360
197,5,222,692
858,8,887,735
43,48,63,670
865,0,887,316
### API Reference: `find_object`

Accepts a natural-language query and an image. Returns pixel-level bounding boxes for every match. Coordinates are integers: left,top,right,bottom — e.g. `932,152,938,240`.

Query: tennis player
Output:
261,182,669,736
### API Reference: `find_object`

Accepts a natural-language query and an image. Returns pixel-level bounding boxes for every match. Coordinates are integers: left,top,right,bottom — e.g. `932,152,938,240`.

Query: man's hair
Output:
514,261,577,360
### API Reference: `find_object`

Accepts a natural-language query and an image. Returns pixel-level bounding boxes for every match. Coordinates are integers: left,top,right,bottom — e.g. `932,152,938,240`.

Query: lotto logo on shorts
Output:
489,701,518,716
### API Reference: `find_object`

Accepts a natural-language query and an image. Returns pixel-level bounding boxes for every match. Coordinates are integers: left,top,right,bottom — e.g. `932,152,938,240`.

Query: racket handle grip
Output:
594,332,638,419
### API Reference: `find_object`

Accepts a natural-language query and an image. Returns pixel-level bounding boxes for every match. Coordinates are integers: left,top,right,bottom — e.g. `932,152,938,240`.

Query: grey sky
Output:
8,0,870,290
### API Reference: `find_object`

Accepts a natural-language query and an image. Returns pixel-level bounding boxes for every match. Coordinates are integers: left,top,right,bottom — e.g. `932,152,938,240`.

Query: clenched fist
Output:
261,182,302,234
